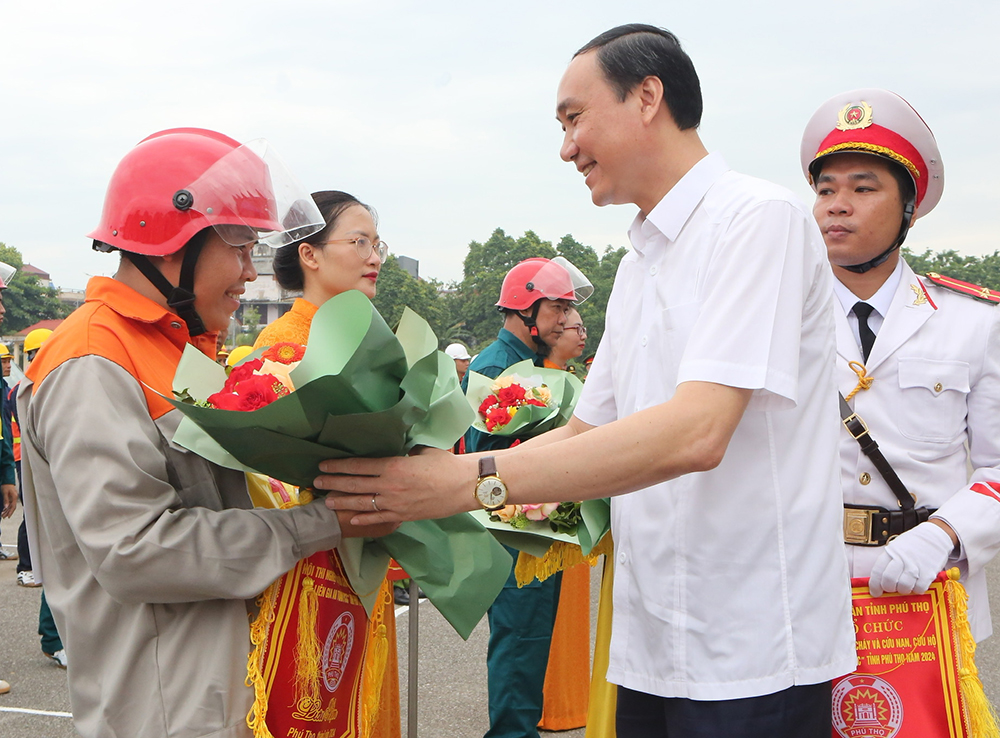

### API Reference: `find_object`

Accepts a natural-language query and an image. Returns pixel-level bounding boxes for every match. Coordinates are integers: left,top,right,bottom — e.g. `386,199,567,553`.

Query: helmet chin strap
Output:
123,240,208,337
515,302,552,355
842,202,915,274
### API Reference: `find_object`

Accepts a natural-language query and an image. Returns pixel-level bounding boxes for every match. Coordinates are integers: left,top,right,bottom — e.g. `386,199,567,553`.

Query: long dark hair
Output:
272,190,377,291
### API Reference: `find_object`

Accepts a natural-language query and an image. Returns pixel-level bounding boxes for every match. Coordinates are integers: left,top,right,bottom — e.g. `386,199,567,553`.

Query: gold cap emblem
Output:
836,101,874,131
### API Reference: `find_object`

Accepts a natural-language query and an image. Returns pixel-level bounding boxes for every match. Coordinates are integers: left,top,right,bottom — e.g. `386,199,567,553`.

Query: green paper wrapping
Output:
166,290,509,638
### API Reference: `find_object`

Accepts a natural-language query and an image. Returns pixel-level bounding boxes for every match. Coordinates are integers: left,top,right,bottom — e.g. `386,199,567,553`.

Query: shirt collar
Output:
628,152,729,252
84,276,217,354
832,258,904,318
497,327,539,361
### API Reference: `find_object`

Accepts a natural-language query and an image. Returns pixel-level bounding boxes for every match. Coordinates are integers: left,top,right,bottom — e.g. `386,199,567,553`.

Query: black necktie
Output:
852,301,877,362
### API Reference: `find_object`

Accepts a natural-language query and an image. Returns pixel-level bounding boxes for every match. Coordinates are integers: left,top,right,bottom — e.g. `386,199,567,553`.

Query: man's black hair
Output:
575,24,702,130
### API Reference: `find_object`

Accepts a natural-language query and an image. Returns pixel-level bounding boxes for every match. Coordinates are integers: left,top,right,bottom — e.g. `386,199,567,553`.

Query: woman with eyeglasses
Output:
534,306,592,731
254,190,400,738
544,307,586,372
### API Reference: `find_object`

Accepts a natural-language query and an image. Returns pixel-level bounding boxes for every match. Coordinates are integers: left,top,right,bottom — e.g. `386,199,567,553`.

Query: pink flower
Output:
522,502,559,521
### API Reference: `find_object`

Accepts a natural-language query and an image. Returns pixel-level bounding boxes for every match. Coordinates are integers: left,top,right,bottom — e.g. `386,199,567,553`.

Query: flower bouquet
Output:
466,359,583,439
465,360,611,584
167,289,511,637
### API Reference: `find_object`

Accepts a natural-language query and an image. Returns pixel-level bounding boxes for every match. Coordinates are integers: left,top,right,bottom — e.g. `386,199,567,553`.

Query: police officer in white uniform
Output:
802,89,1000,641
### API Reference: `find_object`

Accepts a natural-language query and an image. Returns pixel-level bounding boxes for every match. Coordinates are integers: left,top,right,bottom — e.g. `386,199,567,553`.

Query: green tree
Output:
0,243,71,333
903,247,1000,291
372,255,446,337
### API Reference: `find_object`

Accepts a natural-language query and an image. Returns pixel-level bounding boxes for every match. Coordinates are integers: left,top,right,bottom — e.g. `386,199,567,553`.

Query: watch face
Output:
476,477,508,509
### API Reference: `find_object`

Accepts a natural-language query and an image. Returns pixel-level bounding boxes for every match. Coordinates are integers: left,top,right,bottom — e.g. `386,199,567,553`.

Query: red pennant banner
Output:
832,572,998,738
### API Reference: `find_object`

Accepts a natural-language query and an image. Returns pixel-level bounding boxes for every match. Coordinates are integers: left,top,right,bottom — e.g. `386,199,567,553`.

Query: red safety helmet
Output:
496,257,592,310
87,128,322,336
88,128,322,256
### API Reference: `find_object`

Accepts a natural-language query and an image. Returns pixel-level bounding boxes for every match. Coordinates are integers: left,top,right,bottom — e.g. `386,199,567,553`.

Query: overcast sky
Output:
2,1,997,291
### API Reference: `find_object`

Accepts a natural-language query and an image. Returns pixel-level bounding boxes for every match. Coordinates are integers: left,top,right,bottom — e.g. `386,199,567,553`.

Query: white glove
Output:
868,522,955,598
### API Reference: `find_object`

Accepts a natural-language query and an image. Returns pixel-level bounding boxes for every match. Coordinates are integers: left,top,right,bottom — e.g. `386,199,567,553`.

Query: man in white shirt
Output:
318,24,855,737
802,89,1000,641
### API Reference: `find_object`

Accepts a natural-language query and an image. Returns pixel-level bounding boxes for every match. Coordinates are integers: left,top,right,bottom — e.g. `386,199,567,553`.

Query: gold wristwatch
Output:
474,456,508,511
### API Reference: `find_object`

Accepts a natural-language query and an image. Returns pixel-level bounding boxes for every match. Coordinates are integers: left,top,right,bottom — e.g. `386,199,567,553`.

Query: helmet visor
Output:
534,256,593,303
182,139,324,249
0,261,16,289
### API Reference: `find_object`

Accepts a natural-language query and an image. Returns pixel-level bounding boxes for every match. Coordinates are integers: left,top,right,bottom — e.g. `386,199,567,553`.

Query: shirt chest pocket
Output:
895,358,970,443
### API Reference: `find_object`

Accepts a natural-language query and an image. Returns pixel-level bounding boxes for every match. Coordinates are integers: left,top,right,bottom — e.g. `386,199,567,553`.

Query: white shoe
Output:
44,650,67,669
17,570,40,587
0,548,18,561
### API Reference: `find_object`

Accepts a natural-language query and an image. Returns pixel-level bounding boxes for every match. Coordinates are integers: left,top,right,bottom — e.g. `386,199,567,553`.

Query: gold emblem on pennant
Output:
836,101,874,131
910,284,927,306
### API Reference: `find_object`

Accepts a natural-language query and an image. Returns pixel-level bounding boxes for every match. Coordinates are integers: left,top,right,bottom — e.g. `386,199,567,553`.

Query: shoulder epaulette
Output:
923,272,1000,305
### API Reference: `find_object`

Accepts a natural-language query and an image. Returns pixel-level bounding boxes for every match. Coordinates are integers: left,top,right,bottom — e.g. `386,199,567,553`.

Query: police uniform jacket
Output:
837,259,1000,641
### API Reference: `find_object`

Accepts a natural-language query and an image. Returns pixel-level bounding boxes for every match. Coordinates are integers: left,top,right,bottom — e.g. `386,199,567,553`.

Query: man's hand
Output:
318,447,475,527
869,521,957,597
1,484,16,519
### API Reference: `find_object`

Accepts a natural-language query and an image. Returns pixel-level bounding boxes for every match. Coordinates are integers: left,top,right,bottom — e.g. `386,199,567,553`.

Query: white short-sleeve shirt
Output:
576,152,856,700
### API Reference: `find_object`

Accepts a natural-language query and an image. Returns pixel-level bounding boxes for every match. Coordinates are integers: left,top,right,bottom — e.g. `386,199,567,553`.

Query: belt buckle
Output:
844,508,873,545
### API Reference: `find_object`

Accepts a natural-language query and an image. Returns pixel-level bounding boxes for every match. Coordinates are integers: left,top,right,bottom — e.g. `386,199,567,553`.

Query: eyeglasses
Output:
565,325,587,337
325,236,389,263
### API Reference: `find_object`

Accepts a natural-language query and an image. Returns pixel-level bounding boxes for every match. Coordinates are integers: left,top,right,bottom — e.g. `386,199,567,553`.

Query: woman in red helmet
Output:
18,129,392,738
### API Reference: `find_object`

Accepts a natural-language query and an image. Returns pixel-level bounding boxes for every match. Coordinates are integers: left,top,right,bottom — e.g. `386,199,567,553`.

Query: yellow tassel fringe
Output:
292,578,322,708
515,533,614,587
361,581,392,736
246,577,281,737
945,569,1000,738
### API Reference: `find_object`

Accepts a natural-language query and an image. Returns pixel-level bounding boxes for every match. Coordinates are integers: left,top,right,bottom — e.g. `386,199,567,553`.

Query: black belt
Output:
843,504,937,546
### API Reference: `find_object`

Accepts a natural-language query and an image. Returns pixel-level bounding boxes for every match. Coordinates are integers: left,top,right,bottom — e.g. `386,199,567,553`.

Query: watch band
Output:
479,456,498,478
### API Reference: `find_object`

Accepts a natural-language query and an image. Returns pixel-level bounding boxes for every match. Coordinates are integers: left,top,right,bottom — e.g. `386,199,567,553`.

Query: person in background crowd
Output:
0,274,18,557
18,128,385,738
0,266,16,699
257,189,401,738
459,255,591,738
445,342,472,383
13,329,66,667
544,307,586,372
537,304,591,732
316,24,856,738
14,329,53,586
802,89,1000,641
0,344,11,379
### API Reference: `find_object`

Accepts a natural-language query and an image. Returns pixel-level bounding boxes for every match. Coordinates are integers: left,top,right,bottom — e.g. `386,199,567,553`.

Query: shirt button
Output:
934,382,943,393
619,552,627,564
649,265,658,276
640,336,648,347
860,472,871,485
170,321,182,330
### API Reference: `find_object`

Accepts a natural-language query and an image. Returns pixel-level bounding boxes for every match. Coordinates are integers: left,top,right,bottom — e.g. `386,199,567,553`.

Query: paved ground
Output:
3,500,1000,737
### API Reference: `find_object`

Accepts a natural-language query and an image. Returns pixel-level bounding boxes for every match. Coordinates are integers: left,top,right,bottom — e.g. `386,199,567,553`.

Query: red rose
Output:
224,358,264,389
524,398,546,407
479,395,499,416
209,374,285,411
485,405,512,431
497,385,525,406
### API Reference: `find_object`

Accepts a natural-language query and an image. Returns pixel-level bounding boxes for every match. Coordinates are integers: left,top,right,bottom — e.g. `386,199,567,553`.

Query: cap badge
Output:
836,101,874,131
